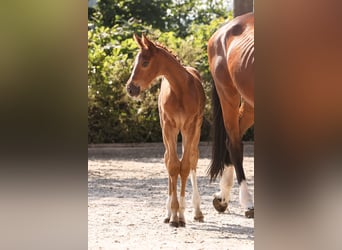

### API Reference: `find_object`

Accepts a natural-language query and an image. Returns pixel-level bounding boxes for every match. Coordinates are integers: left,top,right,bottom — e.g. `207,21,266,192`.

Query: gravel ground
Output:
88,142,254,250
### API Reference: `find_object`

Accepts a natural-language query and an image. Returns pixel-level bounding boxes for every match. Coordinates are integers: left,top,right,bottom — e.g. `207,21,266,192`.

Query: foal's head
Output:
126,34,159,97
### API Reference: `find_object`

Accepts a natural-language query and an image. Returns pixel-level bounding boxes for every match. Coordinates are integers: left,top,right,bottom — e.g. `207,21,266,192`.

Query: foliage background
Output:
88,0,253,143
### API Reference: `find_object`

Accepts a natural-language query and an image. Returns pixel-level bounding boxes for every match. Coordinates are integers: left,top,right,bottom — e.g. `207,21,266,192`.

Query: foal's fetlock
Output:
169,214,179,227
194,213,204,222
169,220,179,228
178,220,186,227
213,192,223,201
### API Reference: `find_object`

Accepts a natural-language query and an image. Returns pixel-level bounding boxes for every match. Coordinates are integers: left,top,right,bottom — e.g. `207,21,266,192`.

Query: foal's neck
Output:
157,48,190,93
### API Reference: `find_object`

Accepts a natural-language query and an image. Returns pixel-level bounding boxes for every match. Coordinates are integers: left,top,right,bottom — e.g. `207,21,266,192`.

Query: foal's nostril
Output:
127,85,132,95
126,83,140,97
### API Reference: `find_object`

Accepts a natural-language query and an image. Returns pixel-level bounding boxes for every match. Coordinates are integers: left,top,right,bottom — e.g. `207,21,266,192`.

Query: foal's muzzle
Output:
126,82,141,97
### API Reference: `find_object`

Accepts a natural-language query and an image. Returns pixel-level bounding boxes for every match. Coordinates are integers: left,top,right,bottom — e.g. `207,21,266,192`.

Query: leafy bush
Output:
88,22,163,143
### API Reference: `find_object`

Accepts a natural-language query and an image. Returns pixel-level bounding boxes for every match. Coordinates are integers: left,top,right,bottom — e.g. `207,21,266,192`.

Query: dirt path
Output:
88,143,254,250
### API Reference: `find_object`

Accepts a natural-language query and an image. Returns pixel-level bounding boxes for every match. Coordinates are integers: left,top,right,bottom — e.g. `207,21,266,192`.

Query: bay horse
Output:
126,34,205,227
207,12,254,218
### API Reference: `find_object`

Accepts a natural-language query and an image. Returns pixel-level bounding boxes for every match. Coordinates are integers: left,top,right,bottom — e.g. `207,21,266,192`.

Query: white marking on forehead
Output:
128,51,141,82
133,52,141,68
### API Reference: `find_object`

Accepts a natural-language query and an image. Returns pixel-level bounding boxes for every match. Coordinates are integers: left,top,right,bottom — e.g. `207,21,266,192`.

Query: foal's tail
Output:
208,83,231,182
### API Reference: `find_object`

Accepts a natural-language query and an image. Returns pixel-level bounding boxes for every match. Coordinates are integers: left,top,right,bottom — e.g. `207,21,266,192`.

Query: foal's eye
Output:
142,61,149,67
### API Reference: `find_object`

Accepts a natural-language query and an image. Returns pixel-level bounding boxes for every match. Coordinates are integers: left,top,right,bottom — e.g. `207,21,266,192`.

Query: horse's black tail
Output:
208,83,231,182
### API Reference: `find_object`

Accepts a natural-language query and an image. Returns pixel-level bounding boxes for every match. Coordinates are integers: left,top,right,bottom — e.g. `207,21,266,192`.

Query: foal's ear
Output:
133,33,145,49
141,33,156,51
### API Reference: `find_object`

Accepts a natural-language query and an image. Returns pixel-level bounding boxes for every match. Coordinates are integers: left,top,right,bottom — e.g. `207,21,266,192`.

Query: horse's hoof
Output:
164,218,170,223
245,208,254,218
213,197,228,213
179,221,186,227
169,221,179,228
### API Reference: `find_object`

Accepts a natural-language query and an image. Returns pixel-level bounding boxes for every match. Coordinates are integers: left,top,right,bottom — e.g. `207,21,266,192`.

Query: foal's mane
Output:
154,42,184,66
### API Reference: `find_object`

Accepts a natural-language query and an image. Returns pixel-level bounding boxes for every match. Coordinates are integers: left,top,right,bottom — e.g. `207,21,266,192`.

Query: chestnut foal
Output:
126,34,205,227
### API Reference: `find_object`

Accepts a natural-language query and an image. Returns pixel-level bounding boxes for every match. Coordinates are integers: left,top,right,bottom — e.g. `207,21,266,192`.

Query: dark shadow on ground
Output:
88,142,254,160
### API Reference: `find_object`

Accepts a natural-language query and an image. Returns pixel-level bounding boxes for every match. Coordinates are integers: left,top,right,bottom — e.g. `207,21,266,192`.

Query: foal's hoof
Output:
179,221,186,227
213,197,228,213
245,208,254,218
164,218,170,223
169,221,179,228
194,214,204,222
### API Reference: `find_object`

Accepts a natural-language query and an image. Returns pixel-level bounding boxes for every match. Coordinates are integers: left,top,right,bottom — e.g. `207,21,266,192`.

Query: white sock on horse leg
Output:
179,196,186,220
190,170,201,210
239,180,254,209
218,166,234,203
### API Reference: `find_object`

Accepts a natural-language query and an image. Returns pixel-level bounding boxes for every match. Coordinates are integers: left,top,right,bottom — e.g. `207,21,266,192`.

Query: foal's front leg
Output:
165,172,180,227
163,154,180,227
162,124,180,227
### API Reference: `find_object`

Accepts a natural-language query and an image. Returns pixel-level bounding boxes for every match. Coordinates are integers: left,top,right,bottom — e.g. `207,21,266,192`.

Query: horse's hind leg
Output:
213,165,234,213
239,99,254,138
227,127,254,215
218,87,253,215
238,100,254,217
209,65,239,213
226,125,254,211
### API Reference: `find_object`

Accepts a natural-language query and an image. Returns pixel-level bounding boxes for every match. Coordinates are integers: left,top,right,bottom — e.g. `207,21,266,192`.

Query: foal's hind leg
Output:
190,169,204,222
179,121,204,226
187,121,204,222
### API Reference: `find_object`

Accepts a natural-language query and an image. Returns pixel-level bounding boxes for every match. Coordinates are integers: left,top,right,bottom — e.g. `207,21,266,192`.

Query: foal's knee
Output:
180,161,190,175
165,156,180,176
167,164,180,177
180,160,191,178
